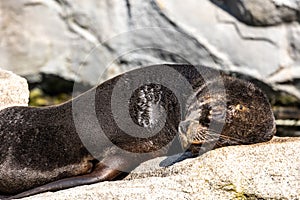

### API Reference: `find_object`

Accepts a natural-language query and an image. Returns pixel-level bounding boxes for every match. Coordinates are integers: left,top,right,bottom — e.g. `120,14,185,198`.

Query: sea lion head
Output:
179,75,276,155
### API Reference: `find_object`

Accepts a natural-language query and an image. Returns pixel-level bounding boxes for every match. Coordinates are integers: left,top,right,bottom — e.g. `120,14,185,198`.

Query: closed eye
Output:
235,104,248,112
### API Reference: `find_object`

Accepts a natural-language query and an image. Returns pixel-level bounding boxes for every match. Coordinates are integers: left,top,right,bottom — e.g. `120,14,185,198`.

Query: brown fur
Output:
0,64,276,199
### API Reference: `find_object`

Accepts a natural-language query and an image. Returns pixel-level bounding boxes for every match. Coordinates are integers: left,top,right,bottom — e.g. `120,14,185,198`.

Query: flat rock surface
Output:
0,69,29,110
21,137,300,200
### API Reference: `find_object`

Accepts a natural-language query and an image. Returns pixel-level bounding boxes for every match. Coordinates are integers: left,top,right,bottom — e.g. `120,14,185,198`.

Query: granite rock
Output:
21,137,300,200
0,69,29,110
212,0,300,26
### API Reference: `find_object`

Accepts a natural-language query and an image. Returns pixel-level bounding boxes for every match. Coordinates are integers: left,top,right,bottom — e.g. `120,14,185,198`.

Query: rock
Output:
21,137,300,200
158,0,300,99
0,69,29,110
1,0,300,100
212,0,300,26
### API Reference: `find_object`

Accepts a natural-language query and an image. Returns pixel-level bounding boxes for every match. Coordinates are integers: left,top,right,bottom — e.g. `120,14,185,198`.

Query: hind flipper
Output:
6,155,133,199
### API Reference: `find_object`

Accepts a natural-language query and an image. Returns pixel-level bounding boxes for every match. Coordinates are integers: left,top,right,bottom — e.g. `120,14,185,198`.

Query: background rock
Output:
1,0,300,101
21,137,300,200
0,69,29,110
211,0,300,26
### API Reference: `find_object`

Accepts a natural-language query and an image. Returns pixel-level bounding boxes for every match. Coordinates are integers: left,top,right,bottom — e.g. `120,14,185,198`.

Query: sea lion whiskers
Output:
197,129,245,143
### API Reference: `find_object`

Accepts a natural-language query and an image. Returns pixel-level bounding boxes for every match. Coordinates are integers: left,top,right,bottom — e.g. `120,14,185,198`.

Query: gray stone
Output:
0,69,29,110
159,0,300,98
21,137,300,200
0,0,300,99
212,0,300,26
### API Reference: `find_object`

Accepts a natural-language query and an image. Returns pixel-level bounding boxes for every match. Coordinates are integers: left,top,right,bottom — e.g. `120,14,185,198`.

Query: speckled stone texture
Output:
21,137,300,200
0,69,29,110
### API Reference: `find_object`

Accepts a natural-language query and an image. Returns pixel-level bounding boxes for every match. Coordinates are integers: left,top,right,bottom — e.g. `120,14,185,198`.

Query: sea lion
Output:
0,64,276,199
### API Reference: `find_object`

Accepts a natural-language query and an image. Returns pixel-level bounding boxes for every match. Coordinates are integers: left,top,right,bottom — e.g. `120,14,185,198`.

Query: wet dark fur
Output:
0,64,276,199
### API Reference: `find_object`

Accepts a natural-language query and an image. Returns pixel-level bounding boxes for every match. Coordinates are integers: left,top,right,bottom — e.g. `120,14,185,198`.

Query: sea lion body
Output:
0,105,93,194
0,64,276,199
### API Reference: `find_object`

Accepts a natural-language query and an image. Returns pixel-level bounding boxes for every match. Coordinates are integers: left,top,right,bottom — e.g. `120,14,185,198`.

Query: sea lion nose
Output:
178,120,192,150
179,120,189,134
179,120,199,136
179,120,200,148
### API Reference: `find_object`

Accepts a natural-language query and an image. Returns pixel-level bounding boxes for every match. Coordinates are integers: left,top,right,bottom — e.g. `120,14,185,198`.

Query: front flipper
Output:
6,156,134,200
159,151,196,167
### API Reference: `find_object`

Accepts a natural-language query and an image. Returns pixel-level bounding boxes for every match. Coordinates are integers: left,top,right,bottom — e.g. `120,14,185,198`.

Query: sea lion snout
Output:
178,120,200,150
179,120,208,145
